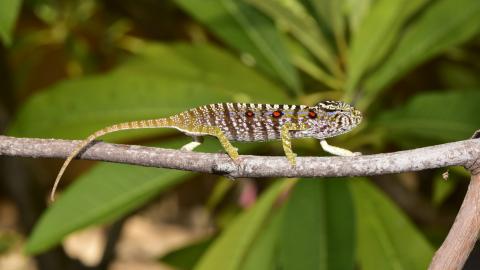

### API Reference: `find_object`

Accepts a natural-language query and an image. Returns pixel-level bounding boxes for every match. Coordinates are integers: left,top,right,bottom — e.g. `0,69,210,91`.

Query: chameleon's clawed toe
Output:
232,158,242,165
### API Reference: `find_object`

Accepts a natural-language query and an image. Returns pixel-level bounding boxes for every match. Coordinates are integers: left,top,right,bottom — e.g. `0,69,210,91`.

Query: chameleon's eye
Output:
245,110,255,118
272,110,283,118
308,110,317,119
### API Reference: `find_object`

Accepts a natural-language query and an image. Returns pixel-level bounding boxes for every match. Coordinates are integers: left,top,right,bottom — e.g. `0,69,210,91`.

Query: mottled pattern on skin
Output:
51,101,362,200
171,101,362,141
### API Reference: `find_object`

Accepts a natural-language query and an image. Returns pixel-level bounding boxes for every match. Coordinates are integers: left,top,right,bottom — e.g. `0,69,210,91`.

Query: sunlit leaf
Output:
279,180,355,270
346,0,430,95
374,90,480,145
160,237,215,270
8,42,288,139
0,0,22,45
25,149,187,254
241,204,285,270
344,0,372,33
175,0,301,94
25,138,226,254
248,0,341,80
195,180,293,270
300,0,348,56
361,0,480,107
350,179,434,270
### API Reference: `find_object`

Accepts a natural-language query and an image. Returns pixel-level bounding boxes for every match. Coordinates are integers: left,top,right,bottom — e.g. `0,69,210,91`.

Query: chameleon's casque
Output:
51,101,362,200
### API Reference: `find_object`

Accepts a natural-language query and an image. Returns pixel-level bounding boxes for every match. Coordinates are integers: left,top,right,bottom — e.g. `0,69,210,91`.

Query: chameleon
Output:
51,100,362,200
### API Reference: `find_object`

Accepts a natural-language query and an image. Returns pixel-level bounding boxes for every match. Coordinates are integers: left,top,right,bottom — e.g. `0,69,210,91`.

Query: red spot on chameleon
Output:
272,110,283,118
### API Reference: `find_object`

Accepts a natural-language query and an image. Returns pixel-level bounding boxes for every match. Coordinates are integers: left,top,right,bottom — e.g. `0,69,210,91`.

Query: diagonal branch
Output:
429,130,480,270
429,173,480,270
0,135,479,178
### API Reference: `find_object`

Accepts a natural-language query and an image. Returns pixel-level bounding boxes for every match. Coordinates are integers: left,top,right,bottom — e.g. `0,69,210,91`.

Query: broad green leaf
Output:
25,138,222,255
124,42,290,103
0,0,22,45
300,0,347,55
8,42,288,139
282,34,342,89
241,203,285,270
346,0,430,95
344,0,372,33
361,0,480,107
175,0,301,94
350,179,434,270
248,0,342,80
279,180,354,270
374,90,480,145
195,180,293,270
27,166,186,254
160,237,215,270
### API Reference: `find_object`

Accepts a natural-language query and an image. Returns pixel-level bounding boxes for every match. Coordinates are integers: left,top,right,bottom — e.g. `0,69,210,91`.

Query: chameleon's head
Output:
308,101,362,138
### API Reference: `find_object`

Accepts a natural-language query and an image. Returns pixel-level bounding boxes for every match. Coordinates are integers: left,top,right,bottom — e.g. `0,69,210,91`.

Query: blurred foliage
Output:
1,0,480,269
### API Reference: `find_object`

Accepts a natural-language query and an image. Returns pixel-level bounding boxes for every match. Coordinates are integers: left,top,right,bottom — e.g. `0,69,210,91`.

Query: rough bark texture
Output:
429,174,480,270
2,134,480,269
0,135,479,178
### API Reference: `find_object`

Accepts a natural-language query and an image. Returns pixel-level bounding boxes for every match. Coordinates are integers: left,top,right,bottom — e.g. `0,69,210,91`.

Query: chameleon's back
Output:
176,102,361,142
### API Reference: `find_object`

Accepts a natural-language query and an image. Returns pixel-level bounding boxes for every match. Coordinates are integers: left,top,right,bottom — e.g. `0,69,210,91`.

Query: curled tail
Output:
50,118,172,201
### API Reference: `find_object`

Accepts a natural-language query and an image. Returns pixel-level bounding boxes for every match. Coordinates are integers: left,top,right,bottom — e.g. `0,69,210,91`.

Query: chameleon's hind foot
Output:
320,140,361,157
181,136,204,151
181,141,202,151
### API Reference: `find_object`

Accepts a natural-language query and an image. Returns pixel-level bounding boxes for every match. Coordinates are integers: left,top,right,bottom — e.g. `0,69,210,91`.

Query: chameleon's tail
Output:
50,118,172,201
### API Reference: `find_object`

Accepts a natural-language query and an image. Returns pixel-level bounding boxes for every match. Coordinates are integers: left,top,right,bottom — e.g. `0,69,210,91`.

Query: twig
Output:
0,135,479,178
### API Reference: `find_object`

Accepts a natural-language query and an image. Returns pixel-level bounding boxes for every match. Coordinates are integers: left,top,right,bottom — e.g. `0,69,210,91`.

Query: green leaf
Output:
374,90,480,145
0,0,21,45
300,0,347,54
25,138,227,255
350,179,434,270
344,0,372,33
279,180,355,270
241,203,285,270
160,237,215,270
346,0,430,95
248,0,341,80
361,0,480,107
194,180,293,270
26,158,187,254
8,42,288,139
175,0,301,94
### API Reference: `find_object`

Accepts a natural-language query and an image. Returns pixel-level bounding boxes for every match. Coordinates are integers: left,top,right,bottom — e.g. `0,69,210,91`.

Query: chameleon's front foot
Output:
286,153,297,167
223,145,241,165
226,147,241,164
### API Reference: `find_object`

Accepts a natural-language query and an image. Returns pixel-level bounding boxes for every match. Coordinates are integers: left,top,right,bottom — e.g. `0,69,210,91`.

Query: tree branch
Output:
2,134,480,269
429,173,480,270
428,131,480,270
0,135,479,178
